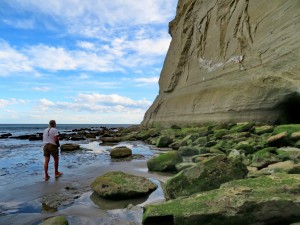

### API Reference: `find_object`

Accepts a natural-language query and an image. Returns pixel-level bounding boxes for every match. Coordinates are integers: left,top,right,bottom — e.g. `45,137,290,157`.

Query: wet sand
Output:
0,159,172,225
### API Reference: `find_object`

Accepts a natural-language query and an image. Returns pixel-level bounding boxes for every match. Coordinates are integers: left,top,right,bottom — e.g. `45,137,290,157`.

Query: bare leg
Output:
54,155,63,177
44,156,50,180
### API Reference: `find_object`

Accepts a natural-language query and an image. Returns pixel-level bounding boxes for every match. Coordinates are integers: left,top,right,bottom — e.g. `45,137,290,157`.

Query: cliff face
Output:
142,0,300,127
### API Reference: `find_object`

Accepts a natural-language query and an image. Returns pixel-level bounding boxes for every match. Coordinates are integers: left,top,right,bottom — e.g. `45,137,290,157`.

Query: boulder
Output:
110,146,132,158
250,147,281,169
164,155,248,199
147,151,183,172
276,147,300,162
39,216,68,225
60,143,80,151
267,132,290,147
156,135,173,147
90,171,157,199
178,146,200,156
254,125,274,135
143,174,300,225
230,122,254,132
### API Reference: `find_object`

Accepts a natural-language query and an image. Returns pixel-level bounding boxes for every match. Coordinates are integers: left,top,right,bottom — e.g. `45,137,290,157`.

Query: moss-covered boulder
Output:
250,147,281,169
143,174,300,225
147,151,183,172
193,136,208,146
254,125,274,135
276,147,300,162
291,131,300,142
175,162,196,172
39,216,68,225
156,135,173,147
230,122,254,132
273,124,300,135
267,132,291,147
234,141,255,154
249,160,300,177
222,132,251,141
213,129,232,140
90,171,157,200
109,146,132,158
178,146,200,156
164,155,248,199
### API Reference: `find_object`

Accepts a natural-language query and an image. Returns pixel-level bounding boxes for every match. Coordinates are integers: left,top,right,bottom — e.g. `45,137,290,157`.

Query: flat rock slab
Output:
91,171,157,200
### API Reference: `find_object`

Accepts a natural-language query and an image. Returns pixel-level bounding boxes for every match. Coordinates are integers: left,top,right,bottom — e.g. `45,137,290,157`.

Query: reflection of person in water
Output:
42,120,63,181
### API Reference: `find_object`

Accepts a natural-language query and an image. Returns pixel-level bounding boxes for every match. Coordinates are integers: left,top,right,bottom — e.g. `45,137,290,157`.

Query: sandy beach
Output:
0,142,172,225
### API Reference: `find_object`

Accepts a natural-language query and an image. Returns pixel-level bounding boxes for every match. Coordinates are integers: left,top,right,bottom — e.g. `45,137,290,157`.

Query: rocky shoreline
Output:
3,123,299,225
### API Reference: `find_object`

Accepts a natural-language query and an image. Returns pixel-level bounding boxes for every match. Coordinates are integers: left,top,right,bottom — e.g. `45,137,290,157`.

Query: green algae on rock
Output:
164,155,248,199
143,174,300,225
147,151,183,173
91,171,157,200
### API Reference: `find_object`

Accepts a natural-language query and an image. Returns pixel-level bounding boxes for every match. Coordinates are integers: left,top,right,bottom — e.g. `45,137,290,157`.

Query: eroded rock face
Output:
142,0,300,127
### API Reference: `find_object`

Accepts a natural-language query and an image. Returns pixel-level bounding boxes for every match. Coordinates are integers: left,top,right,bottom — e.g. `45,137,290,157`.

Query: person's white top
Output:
43,127,59,145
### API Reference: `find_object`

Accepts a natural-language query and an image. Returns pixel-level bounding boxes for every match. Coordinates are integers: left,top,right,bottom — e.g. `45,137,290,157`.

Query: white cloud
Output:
0,40,33,76
3,18,35,29
32,87,51,92
134,77,159,85
36,93,151,114
77,41,95,50
0,98,28,108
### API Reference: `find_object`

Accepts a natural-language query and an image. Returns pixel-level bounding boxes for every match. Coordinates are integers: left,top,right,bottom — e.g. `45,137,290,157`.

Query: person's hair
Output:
49,120,56,127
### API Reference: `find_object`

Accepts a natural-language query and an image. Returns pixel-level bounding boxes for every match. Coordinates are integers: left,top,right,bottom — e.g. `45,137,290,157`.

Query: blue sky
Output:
0,0,177,124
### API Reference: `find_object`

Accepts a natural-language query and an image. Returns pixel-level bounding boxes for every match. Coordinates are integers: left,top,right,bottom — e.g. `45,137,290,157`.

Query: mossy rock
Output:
254,125,274,135
276,147,300,162
213,129,232,139
156,135,173,147
175,162,196,172
291,131,300,142
234,141,255,154
228,149,246,160
91,171,157,200
258,160,300,175
250,147,281,169
143,174,300,225
295,140,300,148
110,146,132,158
39,216,68,225
136,128,160,140
193,136,208,146
222,132,251,141
178,146,200,156
273,124,300,135
147,151,183,172
267,132,291,147
230,122,254,132
164,155,248,199
211,140,233,153
191,153,224,163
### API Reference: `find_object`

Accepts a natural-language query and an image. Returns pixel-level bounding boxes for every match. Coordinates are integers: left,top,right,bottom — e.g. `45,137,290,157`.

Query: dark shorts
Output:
43,144,58,157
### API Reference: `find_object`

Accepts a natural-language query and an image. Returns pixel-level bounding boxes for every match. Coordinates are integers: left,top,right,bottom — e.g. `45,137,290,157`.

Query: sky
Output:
0,0,177,124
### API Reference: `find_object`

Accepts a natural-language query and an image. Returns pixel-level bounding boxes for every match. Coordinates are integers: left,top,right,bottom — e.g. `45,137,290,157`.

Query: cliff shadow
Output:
275,92,300,124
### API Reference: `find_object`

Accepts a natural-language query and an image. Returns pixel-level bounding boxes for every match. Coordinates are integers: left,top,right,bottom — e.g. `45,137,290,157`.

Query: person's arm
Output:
54,135,60,147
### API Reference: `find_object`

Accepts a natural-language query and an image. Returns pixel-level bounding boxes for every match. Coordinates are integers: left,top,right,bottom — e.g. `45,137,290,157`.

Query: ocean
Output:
0,124,165,224
0,123,154,192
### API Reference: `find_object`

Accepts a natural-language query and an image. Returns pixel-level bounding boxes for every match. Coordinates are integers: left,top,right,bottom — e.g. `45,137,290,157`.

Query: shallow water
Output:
0,125,168,225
